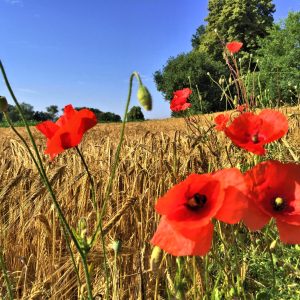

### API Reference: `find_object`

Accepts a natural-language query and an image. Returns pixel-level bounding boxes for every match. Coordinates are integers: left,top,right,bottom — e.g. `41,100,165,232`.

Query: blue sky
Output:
0,0,299,119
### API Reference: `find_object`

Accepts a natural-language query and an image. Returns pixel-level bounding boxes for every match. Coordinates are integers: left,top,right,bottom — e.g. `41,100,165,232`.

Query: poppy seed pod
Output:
0,96,8,112
137,85,152,111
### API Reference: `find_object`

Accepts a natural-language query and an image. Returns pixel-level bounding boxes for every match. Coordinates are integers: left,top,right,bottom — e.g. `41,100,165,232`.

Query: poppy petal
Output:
277,220,300,244
242,198,271,231
36,121,59,139
76,109,98,135
56,104,77,127
258,109,288,143
173,88,192,99
214,168,248,224
151,217,214,256
155,174,223,226
224,113,265,155
214,113,230,131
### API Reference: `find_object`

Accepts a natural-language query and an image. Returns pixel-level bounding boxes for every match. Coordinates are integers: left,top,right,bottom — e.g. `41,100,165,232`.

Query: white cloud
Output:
4,0,23,6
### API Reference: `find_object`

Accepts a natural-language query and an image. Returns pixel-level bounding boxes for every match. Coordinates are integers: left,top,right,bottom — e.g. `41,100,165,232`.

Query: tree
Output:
127,106,145,121
6,102,34,122
75,107,121,123
191,25,206,49
154,51,227,113
33,111,52,122
199,0,275,60
20,102,34,120
101,112,121,122
256,12,300,105
46,105,59,121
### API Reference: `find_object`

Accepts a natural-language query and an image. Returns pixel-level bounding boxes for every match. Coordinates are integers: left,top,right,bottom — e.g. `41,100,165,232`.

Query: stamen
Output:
271,197,285,212
252,134,259,144
186,193,207,211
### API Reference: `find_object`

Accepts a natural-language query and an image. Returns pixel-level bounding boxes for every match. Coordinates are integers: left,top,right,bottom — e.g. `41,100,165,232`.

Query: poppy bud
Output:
137,85,152,111
111,239,122,255
269,240,277,251
150,246,162,273
233,95,238,106
78,218,88,240
0,96,8,112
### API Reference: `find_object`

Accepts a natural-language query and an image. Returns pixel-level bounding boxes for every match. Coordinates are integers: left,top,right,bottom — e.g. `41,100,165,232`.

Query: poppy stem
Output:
75,146,98,214
267,246,276,292
0,247,14,300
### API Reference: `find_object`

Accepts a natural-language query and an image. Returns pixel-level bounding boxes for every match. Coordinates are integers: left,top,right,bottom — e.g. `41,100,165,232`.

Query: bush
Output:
256,12,300,105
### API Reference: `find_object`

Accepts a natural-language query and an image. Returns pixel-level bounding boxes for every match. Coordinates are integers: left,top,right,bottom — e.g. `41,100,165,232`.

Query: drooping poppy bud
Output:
0,96,8,112
137,85,152,111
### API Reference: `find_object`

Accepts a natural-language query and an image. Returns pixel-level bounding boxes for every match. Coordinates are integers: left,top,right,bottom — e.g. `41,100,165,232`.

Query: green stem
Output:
268,247,276,292
75,146,98,214
82,255,94,300
0,61,92,297
192,256,197,300
0,247,14,299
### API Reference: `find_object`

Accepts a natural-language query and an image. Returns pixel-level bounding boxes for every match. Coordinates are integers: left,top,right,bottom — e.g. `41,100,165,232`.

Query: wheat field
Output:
0,107,299,299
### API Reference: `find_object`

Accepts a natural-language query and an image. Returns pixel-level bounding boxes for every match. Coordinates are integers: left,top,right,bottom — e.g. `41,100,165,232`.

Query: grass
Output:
0,120,38,128
0,106,299,299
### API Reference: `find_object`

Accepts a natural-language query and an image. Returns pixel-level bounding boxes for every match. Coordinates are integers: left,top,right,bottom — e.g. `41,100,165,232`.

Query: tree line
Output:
0,103,148,123
154,0,300,115
0,103,123,123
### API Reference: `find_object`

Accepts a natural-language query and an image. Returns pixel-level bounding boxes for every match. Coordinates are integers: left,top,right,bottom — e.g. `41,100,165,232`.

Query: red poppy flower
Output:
224,109,288,155
170,88,192,112
226,41,243,54
151,169,248,256
244,160,300,244
214,113,230,131
36,104,97,159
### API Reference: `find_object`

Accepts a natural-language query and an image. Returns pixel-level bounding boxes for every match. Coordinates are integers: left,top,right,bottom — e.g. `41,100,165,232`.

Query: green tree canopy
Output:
33,111,52,122
127,106,145,121
46,105,59,121
6,102,34,122
256,11,300,105
191,25,206,50
199,0,275,60
75,107,121,123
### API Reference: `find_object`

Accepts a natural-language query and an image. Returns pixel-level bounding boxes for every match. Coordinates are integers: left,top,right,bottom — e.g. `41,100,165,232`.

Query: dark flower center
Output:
251,134,259,144
271,197,285,212
186,193,207,211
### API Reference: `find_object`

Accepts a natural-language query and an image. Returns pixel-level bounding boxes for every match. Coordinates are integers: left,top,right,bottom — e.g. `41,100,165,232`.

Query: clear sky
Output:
0,0,299,119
